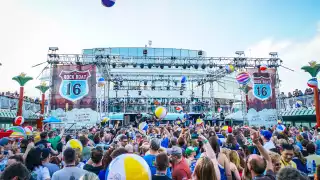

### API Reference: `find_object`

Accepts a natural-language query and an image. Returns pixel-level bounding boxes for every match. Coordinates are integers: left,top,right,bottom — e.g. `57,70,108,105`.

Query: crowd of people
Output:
0,119,320,180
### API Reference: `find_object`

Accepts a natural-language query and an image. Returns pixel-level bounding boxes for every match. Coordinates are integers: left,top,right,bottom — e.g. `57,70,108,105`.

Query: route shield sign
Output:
59,70,91,102
252,72,272,101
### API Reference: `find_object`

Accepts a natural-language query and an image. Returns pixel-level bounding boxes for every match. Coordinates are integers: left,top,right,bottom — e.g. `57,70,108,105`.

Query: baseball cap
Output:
0,137,10,146
261,130,272,141
185,146,198,156
167,146,182,156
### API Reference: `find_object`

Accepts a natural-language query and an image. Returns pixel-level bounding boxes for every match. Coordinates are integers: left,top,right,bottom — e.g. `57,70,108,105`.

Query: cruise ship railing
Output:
278,94,315,110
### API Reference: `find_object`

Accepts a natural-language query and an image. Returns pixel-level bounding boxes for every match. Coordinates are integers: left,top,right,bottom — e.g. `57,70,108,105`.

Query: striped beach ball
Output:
155,106,167,119
307,78,318,88
107,154,151,180
226,64,235,73
236,72,250,85
295,100,303,108
259,65,268,71
14,116,24,126
276,124,286,133
139,122,148,131
102,0,116,7
175,106,183,113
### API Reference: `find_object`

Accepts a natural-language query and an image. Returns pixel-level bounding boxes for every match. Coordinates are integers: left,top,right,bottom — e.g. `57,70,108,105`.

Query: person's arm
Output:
199,135,220,180
42,166,51,180
250,128,273,171
230,163,241,180
224,154,232,180
23,142,34,161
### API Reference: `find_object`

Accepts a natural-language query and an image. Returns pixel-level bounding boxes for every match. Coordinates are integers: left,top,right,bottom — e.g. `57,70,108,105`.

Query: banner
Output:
50,65,97,111
246,68,278,127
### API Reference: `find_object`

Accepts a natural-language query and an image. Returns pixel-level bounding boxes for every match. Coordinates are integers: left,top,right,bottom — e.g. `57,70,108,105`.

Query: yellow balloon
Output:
66,139,83,152
155,106,167,119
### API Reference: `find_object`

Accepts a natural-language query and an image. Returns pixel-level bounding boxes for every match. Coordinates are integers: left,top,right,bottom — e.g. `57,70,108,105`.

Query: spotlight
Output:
209,64,213,68
168,65,172,68
175,64,179,68
112,63,116,68
198,81,201,86
219,66,223,69
140,64,144,68
155,65,159,68
180,91,183,95
174,81,178,86
167,86,170,90
151,85,155,90
138,90,142,95
121,63,126,68
120,81,123,86
194,64,199,69
160,64,164,69
187,64,191,68
144,80,148,86
133,63,137,68
183,64,187,69
148,64,152,69
198,50,203,56
201,64,206,69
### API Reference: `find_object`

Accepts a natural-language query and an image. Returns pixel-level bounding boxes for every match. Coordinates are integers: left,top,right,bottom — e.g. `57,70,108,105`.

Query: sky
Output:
0,0,320,97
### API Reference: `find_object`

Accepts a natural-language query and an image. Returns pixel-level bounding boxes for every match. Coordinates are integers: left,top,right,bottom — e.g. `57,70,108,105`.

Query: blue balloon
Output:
98,77,105,82
181,76,187,83
102,0,116,7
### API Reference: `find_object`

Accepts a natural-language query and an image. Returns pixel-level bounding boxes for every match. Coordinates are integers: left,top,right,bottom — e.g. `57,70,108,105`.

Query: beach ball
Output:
175,106,183,113
196,118,204,125
102,0,116,7
9,132,25,138
236,72,250,85
307,78,318,88
24,127,33,136
14,116,24,126
222,126,228,131
107,154,151,180
155,106,167,119
139,122,148,131
260,65,268,71
25,126,33,132
225,65,235,73
276,124,286,133
101,117,109,123
181,76,187,84
295,100,303,108
8,126,26,135
176,120,182,125
98,77,106,87
66,139,83,152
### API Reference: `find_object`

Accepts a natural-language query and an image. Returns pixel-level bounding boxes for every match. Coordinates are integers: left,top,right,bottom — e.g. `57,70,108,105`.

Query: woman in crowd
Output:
25,148,50,180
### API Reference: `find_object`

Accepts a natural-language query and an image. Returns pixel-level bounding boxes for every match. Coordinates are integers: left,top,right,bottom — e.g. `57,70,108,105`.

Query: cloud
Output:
244,26,320,94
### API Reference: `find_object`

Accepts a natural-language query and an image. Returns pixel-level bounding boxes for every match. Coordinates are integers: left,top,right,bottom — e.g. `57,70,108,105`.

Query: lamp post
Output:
35,82,50,130
12,73,33,125
301,61,320,128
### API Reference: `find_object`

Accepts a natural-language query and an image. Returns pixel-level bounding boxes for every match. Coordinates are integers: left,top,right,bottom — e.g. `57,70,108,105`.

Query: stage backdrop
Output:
246,68,278,127
50,65,98,126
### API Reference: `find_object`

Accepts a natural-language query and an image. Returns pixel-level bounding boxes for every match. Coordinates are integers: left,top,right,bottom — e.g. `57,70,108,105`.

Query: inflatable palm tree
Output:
301,61,320,128
12,73,33,125
35,82,50,130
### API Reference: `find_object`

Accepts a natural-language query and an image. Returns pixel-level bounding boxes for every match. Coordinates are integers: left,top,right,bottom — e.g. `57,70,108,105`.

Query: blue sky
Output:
0,0,320,96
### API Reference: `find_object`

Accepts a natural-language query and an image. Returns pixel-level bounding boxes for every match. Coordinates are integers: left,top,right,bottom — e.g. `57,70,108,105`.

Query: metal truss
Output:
47,54,282,68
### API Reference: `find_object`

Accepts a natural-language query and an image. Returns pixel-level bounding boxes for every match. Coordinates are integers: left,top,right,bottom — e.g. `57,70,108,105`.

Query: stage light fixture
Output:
209,64,213,68
167,86,170,90
143,49,148,55
160,64,164,69
174,81,178,86
151,85,155,90
183,64,187,69
120,81,123,86
194,64,199,69
148,64,152,69
187,64,191,68
122,63,126,68
180,91,183,95
144,80,148,86
201,64,206,69
168,65,172,68
155,65,159,68
138,90,142,95
175,64,179,68
140,64,144,68
112,63,116,68
133,63,137,68
198,50,203,56
219,66,223,69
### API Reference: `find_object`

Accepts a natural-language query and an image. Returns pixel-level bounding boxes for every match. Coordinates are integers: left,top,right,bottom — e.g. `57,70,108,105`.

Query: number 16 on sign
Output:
253,83,272,101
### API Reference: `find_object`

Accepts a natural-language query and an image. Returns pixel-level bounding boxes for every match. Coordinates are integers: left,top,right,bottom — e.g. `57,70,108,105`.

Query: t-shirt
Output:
82,146,91,161
161,137,169,148
35,140,50,148
48,136,61,150
43,162,60,177
143,154,172,177
152,175,172,180
31,166,51,180
172,158,191,180
83,164,103,175
253,170,276,180
52,167,87,180
306,154,320,166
